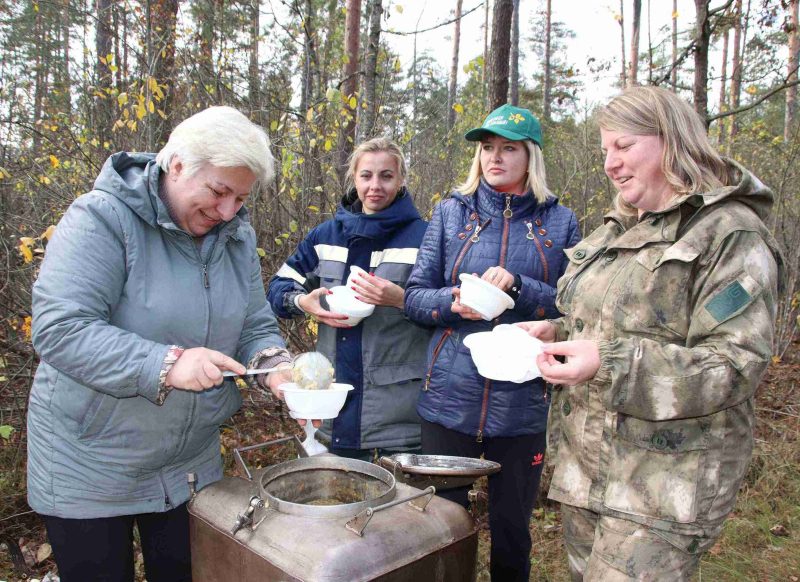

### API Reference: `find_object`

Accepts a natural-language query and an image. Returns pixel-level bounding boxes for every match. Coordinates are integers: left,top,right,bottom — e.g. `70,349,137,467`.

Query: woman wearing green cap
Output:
405,104,581,581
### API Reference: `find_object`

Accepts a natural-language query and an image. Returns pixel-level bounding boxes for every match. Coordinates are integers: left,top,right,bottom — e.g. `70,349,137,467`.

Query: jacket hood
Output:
607,158,773,229
92,152,249,235
449,178,558,218
336,186,422,240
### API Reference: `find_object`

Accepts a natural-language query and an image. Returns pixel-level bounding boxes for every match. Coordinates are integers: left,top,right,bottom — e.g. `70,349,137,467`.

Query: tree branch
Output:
708,76,800,123
382,2,484,36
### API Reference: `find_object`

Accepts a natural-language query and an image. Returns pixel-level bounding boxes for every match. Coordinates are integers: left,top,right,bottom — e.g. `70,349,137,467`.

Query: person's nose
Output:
217,197,240,221
604,150,620,175
369,176,382,191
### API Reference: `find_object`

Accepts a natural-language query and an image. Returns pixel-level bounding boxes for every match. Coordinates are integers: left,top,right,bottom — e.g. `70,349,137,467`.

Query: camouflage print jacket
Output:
547,160,782,537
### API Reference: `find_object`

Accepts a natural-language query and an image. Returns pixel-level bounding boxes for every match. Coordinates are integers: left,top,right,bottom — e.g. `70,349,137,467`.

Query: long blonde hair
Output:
598,86,729,215
455,140,554,204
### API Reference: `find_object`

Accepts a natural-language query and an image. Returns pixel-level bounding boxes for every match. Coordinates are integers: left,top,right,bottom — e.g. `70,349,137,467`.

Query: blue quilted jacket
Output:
404,179,581,439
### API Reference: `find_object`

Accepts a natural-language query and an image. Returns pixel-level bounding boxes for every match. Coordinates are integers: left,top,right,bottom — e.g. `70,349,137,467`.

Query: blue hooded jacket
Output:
405,179,581,439
268,190,431,450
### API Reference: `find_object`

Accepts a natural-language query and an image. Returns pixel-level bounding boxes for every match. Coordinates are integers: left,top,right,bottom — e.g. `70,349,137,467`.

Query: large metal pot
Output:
188,438,478,581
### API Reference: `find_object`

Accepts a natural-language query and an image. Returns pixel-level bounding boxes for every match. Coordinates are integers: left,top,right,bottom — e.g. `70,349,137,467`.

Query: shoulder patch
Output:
704,280,752,323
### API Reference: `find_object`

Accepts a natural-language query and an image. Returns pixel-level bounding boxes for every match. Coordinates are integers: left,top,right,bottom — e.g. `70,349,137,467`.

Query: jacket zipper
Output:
476,197,513,441
423,328,452,391
451,217,492,284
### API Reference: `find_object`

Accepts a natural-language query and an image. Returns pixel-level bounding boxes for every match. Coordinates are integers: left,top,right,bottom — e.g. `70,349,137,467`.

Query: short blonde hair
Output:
156,106,275,188
455,140,554,204
598,86,728,214
345,137,407,191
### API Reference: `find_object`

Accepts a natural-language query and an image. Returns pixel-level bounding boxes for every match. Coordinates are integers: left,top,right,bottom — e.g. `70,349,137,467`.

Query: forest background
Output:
1,0,799,579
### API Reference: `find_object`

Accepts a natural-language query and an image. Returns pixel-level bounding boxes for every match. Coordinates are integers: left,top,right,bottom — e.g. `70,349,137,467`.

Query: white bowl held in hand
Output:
325,286,375,326
345,265,368,288
280,382,355,419
463,324,543,383
458,273,515,320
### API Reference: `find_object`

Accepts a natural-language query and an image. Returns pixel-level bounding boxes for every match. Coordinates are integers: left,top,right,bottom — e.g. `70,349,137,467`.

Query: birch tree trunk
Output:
730,0,743,139
447,0,463,130
785,0,799,142
489,0,513,109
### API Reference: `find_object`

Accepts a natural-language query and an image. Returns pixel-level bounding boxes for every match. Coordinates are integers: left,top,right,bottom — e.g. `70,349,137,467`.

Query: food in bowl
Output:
292,352,335,390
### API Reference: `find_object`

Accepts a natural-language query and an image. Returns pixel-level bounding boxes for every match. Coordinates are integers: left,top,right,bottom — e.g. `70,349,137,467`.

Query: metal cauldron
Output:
188,437,478,581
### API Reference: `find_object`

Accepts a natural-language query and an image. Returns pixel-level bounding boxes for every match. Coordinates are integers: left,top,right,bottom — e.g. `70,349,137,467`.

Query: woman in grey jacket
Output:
27,106,292,582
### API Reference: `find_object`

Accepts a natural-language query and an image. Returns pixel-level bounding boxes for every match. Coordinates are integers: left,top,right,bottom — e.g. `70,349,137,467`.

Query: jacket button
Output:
562,400,571,416
458,232,466,240
575,319,584,332
544,240,553,248
470,212,478,220
605,251,618,262
538,228,547,236
650,432,668,450
536,307,545,318
535,218,542,227
574,249,586,259
465,224,474,231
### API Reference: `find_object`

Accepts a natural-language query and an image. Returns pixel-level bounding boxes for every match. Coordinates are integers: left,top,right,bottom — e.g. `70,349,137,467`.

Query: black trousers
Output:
42,503,191,582
421,418,546,582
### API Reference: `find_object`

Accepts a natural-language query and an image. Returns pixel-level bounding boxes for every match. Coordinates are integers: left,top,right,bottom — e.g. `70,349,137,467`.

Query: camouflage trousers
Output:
561,504,721,581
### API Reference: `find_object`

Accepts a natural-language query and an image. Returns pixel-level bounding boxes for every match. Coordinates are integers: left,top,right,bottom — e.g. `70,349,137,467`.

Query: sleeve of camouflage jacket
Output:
596,230,778,421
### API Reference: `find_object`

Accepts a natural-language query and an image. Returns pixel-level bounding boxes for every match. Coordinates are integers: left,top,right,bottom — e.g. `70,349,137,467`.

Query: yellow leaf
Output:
672,10,679,18
109,64,118,72
157,109,166,119
18,240,33,263
306,108,314,122
118,92,128,106
348,96,357,109
270,120,279,131
136,101,146,120
148,100,155,113
42,225,56,240
0,167,10,180
453,103,464,114
49,155,60,169
307,205,320,213
256,247,266,257
395,4,403,13
38,175,51,185
324,139,332,151
771,355,782,365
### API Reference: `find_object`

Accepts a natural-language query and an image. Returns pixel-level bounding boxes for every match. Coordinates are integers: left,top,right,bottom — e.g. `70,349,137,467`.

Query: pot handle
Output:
345,486,436,537
233,435,307,481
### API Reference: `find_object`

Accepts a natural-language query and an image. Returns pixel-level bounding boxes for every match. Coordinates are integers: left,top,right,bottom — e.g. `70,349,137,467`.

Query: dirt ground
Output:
2,338,799,581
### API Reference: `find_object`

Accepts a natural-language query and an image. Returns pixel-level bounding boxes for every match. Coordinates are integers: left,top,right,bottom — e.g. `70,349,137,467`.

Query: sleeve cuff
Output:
155,345,184,405
248,346,293,389
284,291,307,316
547,318,570,342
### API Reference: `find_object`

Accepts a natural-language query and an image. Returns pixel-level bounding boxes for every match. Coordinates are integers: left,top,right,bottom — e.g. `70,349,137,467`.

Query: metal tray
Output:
378,454,500,491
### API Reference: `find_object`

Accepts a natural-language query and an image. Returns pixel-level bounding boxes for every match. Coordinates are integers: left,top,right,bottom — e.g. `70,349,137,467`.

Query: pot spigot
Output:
230,495,265,536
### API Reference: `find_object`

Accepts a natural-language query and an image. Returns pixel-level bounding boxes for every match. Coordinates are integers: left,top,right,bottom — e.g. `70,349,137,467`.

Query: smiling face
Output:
354,151,403,214
163,158,256,237
600,128,676,216
479,135,530,194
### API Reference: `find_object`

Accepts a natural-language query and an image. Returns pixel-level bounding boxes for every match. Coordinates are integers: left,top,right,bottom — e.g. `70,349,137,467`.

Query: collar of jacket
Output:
601,158,772,251
451,178,553,219
335,186,421,241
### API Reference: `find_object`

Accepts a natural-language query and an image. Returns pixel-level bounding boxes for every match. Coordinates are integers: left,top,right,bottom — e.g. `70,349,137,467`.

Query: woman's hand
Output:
350,271,405,309
536,340,601,386
450,287,483,320
297,288,352,328
481,266,514,291
517,321,557,343
165,347,245,390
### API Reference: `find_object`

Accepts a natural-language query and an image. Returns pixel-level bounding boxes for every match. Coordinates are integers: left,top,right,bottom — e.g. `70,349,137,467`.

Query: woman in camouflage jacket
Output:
520,86,783,581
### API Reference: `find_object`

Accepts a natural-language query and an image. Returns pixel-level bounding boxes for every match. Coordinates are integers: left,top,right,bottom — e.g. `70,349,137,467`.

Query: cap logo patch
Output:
509,113,525,124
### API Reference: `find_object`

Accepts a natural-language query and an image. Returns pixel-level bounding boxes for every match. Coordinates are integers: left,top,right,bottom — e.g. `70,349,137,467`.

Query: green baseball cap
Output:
464,104,543,147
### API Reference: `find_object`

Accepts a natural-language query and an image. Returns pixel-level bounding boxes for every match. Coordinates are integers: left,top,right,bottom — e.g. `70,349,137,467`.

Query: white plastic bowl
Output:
345,265,368,288
325,285,375,326
280,382,355,419
458,273,515,320
463,324,543,383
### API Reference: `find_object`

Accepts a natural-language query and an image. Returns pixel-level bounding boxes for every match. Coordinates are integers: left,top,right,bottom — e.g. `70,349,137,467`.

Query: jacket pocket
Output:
52,372,117,440
603,415,710,524
365,362,424,387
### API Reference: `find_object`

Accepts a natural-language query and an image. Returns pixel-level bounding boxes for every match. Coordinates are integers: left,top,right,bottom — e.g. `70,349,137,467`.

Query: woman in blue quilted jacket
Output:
405,104,581,581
